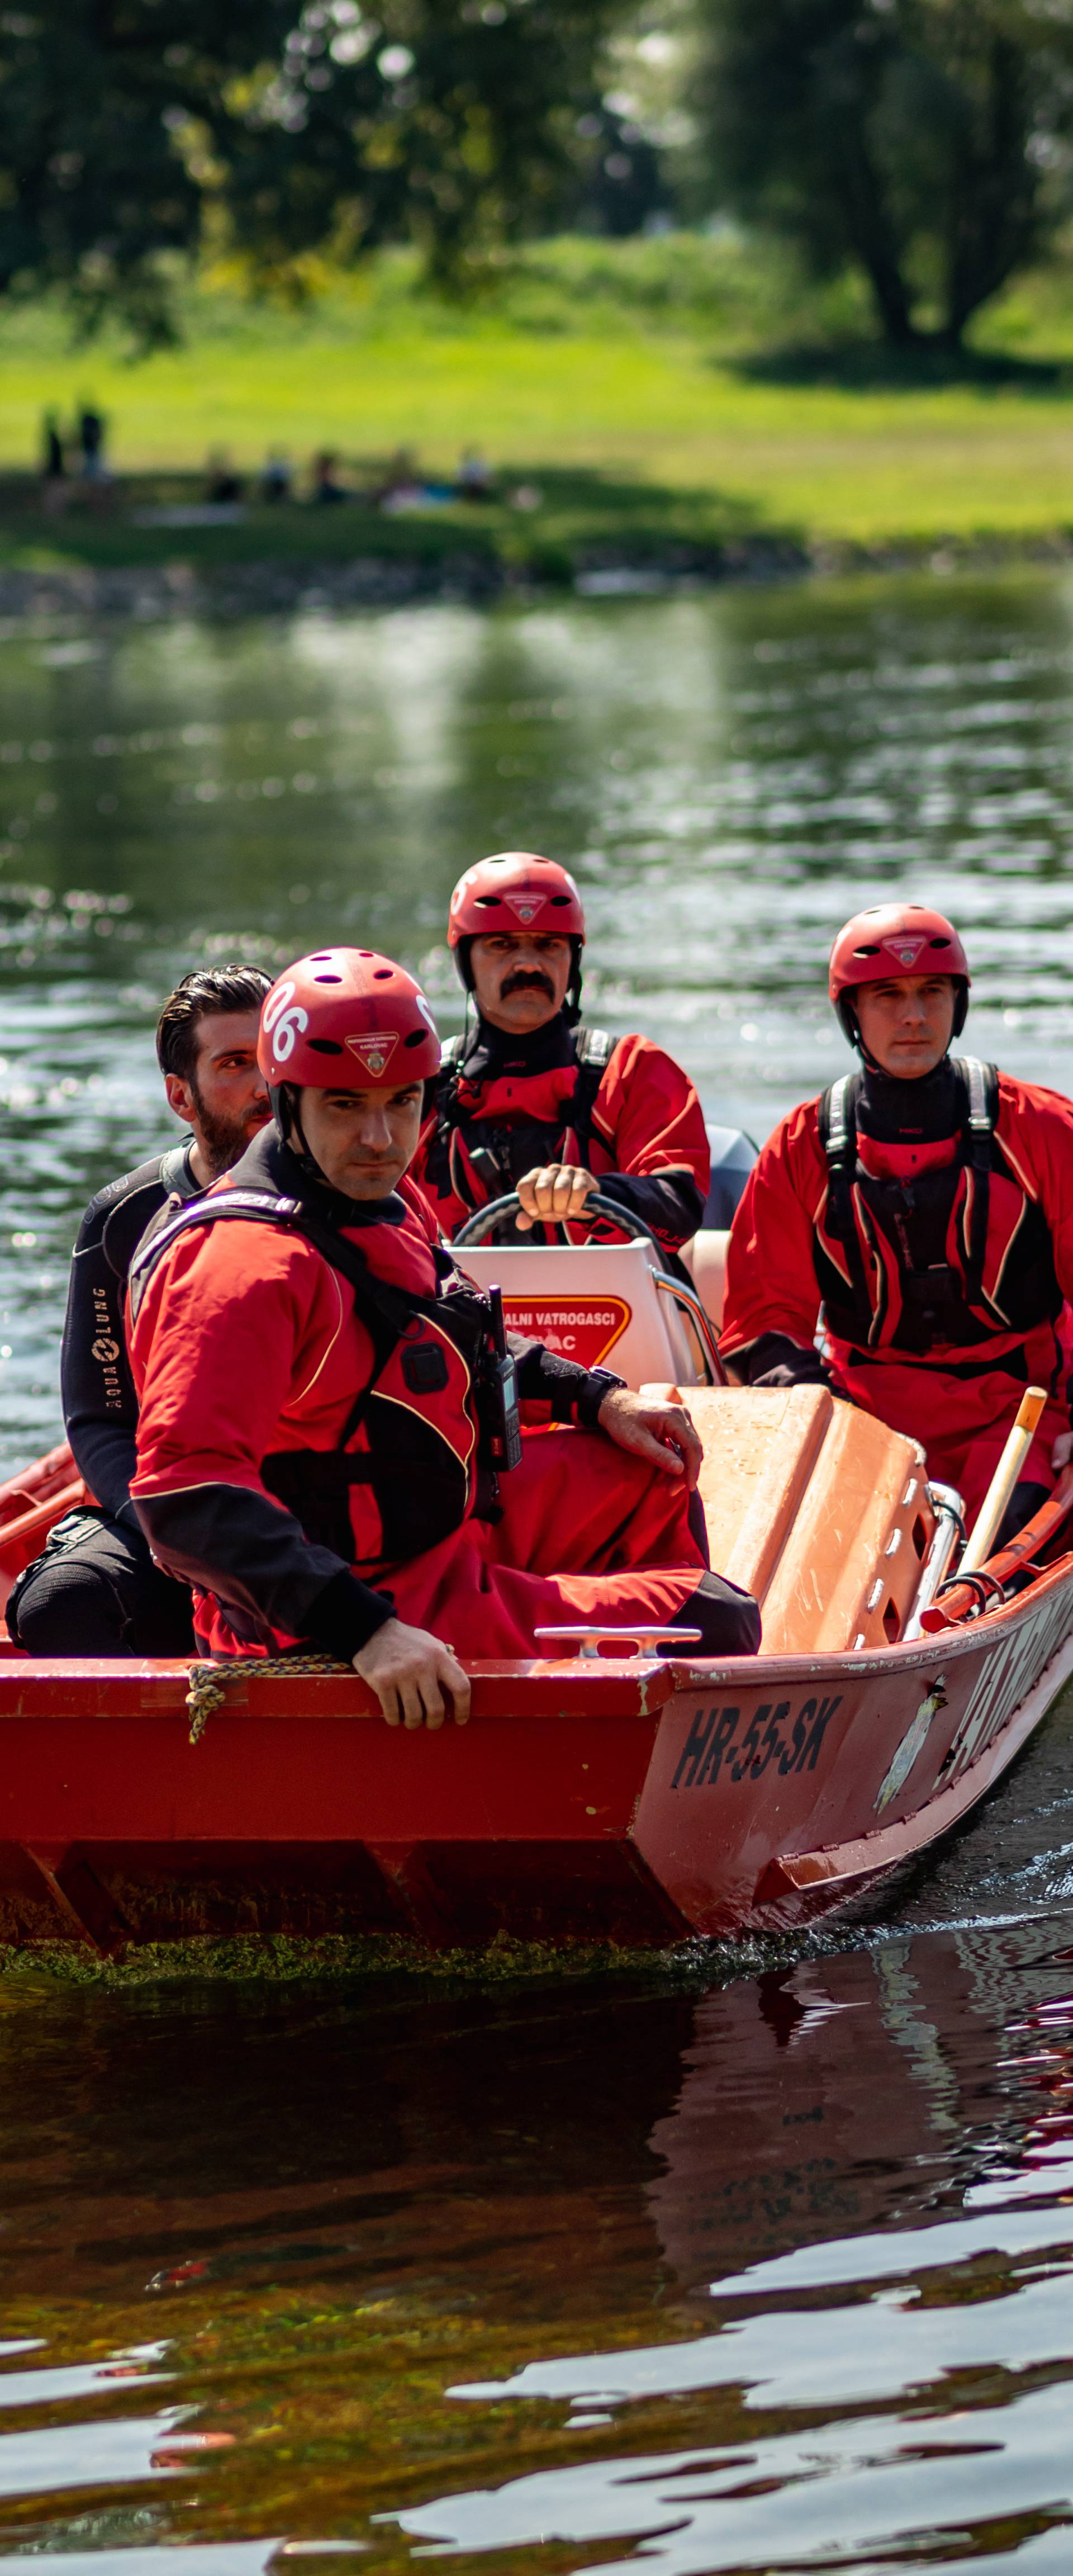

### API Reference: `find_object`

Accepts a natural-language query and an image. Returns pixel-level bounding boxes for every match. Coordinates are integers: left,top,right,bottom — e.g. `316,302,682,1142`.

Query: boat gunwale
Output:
0,1541,1071,1713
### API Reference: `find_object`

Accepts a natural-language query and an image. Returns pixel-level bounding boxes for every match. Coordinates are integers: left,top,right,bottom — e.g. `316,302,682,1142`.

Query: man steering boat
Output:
720,902,1073,1534
412,851,710,1256
127,949,759,1724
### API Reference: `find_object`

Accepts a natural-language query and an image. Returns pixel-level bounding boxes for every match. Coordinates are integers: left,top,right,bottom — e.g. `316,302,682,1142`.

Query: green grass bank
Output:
4,235,1073,590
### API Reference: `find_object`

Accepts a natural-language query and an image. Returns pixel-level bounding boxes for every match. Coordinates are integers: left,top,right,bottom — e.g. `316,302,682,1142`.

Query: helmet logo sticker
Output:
503,893,542,922
884,934,927,968
346,1031,398,1077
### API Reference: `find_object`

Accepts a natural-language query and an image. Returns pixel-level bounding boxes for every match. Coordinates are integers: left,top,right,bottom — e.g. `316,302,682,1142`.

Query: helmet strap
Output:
564,936,584,1030
274,1082,327,1183
843,1002,885,1074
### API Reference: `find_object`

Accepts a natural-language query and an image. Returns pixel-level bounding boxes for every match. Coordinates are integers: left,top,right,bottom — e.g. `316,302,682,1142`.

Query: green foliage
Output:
0,0,631,346
215,0,631,289
694,0,1073,347
0,0,291,346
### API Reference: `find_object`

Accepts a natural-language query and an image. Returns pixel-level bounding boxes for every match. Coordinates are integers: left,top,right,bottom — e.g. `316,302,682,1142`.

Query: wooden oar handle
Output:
960,1384,1048,1575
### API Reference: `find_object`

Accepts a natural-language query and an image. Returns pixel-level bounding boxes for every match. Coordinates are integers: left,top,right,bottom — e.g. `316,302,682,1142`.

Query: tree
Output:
694,0,1073,349
0,1,286,345
211,0,632,288
0,0,630,346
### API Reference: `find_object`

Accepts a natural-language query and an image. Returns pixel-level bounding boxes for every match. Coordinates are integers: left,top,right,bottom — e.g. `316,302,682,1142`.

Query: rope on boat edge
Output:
184,1654,351,1745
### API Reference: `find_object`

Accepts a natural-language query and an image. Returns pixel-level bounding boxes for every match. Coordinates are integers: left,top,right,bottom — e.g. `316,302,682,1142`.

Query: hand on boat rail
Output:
353,1617,471,1731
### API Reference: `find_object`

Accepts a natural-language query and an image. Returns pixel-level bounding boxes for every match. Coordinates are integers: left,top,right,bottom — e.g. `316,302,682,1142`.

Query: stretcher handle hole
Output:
454,1190,659,1247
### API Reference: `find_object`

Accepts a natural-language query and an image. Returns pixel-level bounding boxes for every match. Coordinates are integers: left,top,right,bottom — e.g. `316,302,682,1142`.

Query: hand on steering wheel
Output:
515,1163,600,1234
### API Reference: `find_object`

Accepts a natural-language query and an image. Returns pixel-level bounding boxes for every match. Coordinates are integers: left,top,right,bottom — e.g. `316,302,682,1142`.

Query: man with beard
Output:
8,965,273,1655
720,903,1073,1534
412,852,710,1254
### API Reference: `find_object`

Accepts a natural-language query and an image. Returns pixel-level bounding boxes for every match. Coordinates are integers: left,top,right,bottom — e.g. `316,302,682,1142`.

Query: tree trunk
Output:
942,36,1037,347
833,121,920,344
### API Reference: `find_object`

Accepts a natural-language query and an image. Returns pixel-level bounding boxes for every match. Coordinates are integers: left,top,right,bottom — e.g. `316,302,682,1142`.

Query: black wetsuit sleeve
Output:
510,1341,620,1423
61,1163,171,1521
133,1486,395,1658
595,1168,705,1246
730,1331,831,1389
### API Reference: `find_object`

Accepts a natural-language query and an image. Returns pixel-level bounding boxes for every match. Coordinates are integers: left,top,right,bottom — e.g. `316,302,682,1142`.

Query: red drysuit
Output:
721,1065,1073,1522
415,1018,709,1253
128,1129,756,1661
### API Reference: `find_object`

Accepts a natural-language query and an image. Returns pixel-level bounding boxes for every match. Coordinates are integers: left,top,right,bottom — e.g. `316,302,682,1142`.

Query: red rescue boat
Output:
0,1361,1070,1953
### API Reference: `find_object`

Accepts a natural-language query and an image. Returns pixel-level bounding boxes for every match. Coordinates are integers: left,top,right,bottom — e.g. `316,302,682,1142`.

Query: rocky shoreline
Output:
1,527,1071,623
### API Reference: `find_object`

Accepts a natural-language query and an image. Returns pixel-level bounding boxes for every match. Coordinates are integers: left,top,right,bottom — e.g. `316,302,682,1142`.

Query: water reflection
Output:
390,1926,1073,2573
4,577,1073,2565
0,1910,1070,2564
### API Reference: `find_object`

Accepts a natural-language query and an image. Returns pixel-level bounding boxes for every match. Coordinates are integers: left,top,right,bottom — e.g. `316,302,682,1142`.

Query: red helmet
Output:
257,948,440,1091
447,852,586,947
828,903,971,1044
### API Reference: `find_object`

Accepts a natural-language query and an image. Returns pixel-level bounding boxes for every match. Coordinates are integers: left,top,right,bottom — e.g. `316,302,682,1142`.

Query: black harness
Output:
816,1057,1061,1356
424,1023,615,1215
129,1163,511,1565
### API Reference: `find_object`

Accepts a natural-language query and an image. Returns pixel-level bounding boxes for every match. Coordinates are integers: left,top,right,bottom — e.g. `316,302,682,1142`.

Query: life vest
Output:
129,1149,510,1570
423,1023,616,1218
816,1058,1062,1357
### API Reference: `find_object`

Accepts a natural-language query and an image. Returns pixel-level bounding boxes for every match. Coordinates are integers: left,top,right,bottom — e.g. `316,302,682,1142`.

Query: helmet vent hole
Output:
314,973,342,984
476,895,500,909
307,1038,344,1054
373,968,392,979
929,937,951,949
403,1027,427,1049
310,952,332,962
550,894,570,906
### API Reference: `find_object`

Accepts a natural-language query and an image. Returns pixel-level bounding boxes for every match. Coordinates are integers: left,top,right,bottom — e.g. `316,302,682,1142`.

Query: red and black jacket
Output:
129,1128,613,1659
721,1058,1073,1390
414,1011,709,1251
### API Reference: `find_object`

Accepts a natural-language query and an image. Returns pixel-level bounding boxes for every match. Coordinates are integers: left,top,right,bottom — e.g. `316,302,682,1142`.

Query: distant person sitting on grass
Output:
205,449,244,506
312,451,347,505
457,446,495,501
262,450,293,504
374,446,421,508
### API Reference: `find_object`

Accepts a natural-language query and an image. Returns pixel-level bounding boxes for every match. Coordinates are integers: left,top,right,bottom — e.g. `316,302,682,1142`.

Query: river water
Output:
4,571,1073,2568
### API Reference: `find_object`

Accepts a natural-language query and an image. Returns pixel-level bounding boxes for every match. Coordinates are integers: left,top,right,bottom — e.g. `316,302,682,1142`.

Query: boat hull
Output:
0,1546,1071,1949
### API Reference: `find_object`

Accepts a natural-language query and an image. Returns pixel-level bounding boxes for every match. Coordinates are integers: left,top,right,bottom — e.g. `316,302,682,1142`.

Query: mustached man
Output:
126,949,759,1726
720,903,1073,1533
412,852,710,1257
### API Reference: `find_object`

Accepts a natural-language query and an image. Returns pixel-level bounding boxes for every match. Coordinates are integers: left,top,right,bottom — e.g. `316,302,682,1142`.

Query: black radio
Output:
482,1284,523,1473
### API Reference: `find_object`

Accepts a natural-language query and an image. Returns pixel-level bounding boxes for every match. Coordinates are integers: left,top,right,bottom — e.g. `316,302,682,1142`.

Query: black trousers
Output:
7,1507,195,1657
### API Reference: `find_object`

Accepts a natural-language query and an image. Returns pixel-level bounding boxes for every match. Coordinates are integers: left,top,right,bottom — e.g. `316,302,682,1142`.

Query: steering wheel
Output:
453,1188,661,1249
